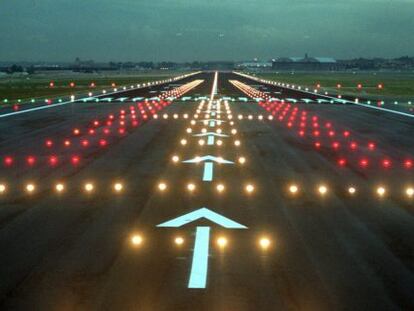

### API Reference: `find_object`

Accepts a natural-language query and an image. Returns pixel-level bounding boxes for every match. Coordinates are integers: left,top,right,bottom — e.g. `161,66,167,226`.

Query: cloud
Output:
0,0,413,61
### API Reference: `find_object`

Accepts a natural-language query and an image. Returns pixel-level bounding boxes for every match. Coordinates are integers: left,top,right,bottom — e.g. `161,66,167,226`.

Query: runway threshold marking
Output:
157,207,247,289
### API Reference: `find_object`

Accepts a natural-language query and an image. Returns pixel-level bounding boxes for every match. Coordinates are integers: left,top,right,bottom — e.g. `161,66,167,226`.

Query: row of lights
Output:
130,234,272,250
179,138,241,147
156,182,255,194
235,72,414,114
0,181,411,199
287,183,414,198
171,155,246,164
233,81,413,170
0,182,124,195
2,82,205,168
3,71,202,108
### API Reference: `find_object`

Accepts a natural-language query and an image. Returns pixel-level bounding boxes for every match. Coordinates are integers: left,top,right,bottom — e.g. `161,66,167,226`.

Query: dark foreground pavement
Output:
0,72,413,311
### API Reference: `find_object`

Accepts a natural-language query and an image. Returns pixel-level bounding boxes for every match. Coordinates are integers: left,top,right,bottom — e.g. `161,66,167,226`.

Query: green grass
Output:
0,72,184,102
256,72,414,100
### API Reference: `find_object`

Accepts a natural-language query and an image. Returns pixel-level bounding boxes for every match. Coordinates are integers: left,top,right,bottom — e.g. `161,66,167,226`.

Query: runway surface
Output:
0,71,413,311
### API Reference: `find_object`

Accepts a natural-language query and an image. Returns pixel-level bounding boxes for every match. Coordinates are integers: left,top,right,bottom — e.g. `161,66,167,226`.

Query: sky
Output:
0,0,413,62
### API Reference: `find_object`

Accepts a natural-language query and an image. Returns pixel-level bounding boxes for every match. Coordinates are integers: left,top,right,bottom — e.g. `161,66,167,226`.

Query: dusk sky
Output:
1,0,413,61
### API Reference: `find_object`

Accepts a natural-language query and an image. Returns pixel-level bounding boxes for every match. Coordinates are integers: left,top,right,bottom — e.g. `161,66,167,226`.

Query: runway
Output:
0,71,413,310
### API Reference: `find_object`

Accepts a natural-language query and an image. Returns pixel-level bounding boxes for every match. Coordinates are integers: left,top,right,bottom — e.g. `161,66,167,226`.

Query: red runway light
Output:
314,142,321,149
343,131,350,137
70,82,75,88
45,139,53,147
26,156,36,166
332,142,340,149
404,159,413,169
49,81,55,88
49,155,58,166
81,139,89,147
73,128,80,135
368,142,376,150
338,158,347,167
99,139,107,147
13,104,19,111
118,128,125,135
350,142,358,150
64,139,71,147
4,156,14,166
328,130,335,137
382,159,392,168
71,155,80,165
359,158,369,168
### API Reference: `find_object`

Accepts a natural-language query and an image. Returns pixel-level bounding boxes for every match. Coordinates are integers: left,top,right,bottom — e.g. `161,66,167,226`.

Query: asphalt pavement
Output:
0,71,413,311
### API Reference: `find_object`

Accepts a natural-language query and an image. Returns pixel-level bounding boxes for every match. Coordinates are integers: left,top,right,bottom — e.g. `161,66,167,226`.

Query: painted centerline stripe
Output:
202,162,214,181
188,226,210,289
207,135,215,145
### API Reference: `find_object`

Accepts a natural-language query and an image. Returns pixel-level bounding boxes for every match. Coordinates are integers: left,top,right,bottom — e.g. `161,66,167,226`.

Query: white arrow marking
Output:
100,97,113,102
182,155,234,164
157,207,247,229
82,97,95,102
116,97,129,102
193,132,228,137
197,119,224,123
157,208,247,289
188,226,210,288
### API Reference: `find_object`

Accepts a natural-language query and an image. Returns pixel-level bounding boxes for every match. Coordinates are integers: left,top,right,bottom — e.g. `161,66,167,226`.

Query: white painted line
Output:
0,72,201,119
188,226,210,289
202,162,214,181
234,71,414,119
207,135,215,145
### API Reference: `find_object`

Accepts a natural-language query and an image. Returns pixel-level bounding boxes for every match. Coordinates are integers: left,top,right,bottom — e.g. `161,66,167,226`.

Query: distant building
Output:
236,61,273,70
272,54,342,71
